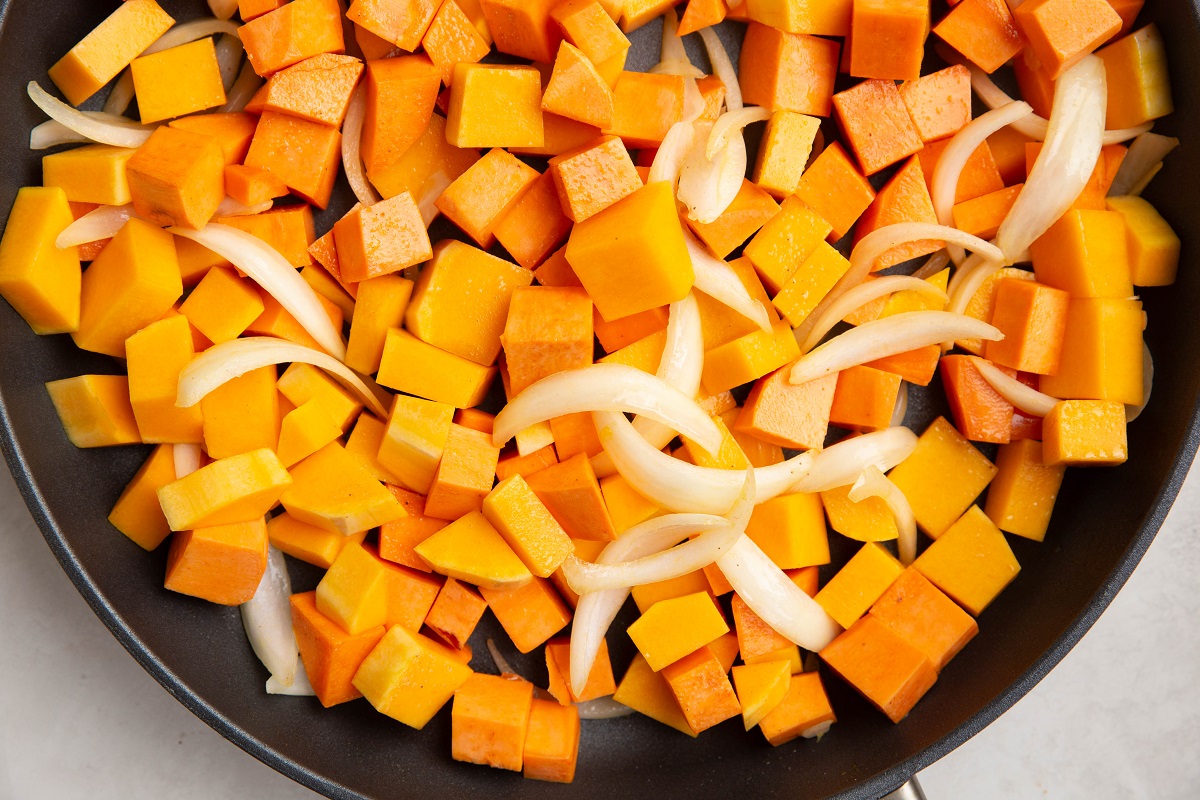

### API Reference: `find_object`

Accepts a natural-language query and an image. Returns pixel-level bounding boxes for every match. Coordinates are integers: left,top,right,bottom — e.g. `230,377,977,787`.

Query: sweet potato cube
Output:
131,38,226,123
346,0,438,50
333,192,431,282
376,550,443,631
853,158,942,269
917,139,1005,206
952,184,1023,240
425,578,488,649
612,654,697,736
48,0,175,105
126,128,224,230
759,672,837,744
687,181,781,260
848,0,928,80
525,454,618,541
378,330,498,408
0,188,80,335
735,370,836,451
377,485,445,569
244,112,341,208
833,80,924,175
165,517,268,605
701,321,800,395
549,135,640,223
417,512,533,590
604,71,685,148
268,513,365,569
492,172,574,269
368,112,480,202
353,624,474,728
315,539,390,634
552,0,630,65
447,64,544,148
452,673,535,771
480,576,572,652
821,615,936,723
482,475,572,578
436,149,539,248
732,660,792,730
500,286,593,395
814,542,904,630
545,637,617,703
914,505,1020,615
888,417,998,538
934,0,1026,74
745,492,829,570
794,143,876,240
740,24,839,116
478,0,561,61
261,54,364,127
983,430,1062,536
1106,195,1179,287
1041,297,1144,404
1014,0,1121,78
108,445,175,550
241,0,344,76
291,591,385,707
45,374,140,449
869,568,978,671
772,242,852,328
157,449,291,530
627,592,729,671
345,275,413,374
753,111,821,199
660,646,742,733
938,355,1015,445
125,315,203,444
1043,400,1129,466
424,424,501,520
829,365,903,434
43,144,135,206
422,0,491,85
167,113,257,168
1031,209,1132,298
523,699,580,783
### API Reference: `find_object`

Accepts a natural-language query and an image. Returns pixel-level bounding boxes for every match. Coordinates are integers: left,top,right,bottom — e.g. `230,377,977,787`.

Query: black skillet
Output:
2,1,1198,797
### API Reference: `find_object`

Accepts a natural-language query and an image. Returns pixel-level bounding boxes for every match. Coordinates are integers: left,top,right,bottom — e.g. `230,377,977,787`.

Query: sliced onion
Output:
215,197,274,218
1129,163,1162,195
593,410,814,514
241,544,298,688
416,171,452,227
912,250,951,280
215,34,244,90
717,535,841,651
1127,342,1154,422
931,102,1032,264
685,230,771,332
27,83,156,148
791,427,919,493
172,443,201,479
208,0,240,20
681,75,704,122
649,8,705,77
790,311,1002,385
266,661,315,696
707,106,771,159
493,363,722,453
30,120,89,150
849,466,917,565
342,85,381,208
1108,132,1179,197
577,696,635,719
891,382,909,428
678,120,745,223
171,224,346,359
647,120,696,186
56,204,135,249
569,514,731,695
487,638,519,676
972,357,1059,417
798,275,948,353
802,720,833,740
221,60,264,113
178,337,389,417
102,73,136,116
698,27,741,111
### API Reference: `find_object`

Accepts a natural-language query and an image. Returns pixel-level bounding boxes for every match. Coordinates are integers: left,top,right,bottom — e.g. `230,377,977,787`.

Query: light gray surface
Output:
1,461,1198,800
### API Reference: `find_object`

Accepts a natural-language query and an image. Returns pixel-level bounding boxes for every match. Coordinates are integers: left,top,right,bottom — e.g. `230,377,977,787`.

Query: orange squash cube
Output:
480,577,573,653
744,196,832,294
240,0,344,76
899,65,972,143
938,355,1015,445
984,439,1066,541
759,671,837,744
425,424,502,521
479,0,562,61
523,699,580,783
453,672,536,771
552,0,630,65
740,23,840,116
346,0,439,50
870,568,978,671
436,148,539,248
687,180,781,260
46,375,141,450
127,127,225,230
244,112,341,208
492,172,574,269
291,591,386,707
353,625,474,728
853,158,942,269
425,577,488,649
1039,297,1144,405
794,142,876,240
179,266,264,344
542,41,616,129
913,505,1021,615
821,614,937,723
604,71,685,148
482,475,573,578
447,64,545,149
379,485,446,570
735,370,836,451
545,636,617,704
130,38,226,124
501,286,594,395
1043,399,1129,466
1014,0,1121,78
422,0,491,85
985,279,1070,375
660,646,743,733
334,192,432,282
361,56,441,177
833,79,924,175
260,53,364,128
165,517,268,606
848,0,928,80
525,453,618,541
934,0,1027,74
549,135,641,223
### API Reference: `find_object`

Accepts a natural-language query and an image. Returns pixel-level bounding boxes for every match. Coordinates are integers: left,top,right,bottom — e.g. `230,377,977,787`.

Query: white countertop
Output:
1,461,1198,800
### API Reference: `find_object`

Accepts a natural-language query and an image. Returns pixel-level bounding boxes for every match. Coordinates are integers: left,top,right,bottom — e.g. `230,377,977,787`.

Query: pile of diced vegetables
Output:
0,0,1179,784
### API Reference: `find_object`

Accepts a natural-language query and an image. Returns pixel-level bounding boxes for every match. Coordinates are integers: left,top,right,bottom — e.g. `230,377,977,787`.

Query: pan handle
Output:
881,776,927,800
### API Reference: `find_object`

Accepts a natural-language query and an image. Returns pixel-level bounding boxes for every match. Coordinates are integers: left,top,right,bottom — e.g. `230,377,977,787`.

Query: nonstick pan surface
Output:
2,2,1198,798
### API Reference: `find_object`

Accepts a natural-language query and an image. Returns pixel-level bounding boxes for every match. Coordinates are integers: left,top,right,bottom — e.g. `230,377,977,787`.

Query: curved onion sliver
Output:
849,466,917,565
973,357,1059,417
56,204,135,249
577,696,636,719
678,121,745,223
685,230,771,332
493,363,722,453
215,34,244,91
241,544,299,689
648,121,697,187
172,444,201,480
221,59,264,113
698,27,741,111
177,337,388,417
891,382,908,428
1108,132,1179,197
267,661,315,696
707,106,771,159
215,196,273,217
30,119,89,150
171,224,346,359
789,311,1003,385
649,8,705,77
342,85,381,208
27,82,156,148
798,275,948,353
1127,342,1154,422
791,427,918,494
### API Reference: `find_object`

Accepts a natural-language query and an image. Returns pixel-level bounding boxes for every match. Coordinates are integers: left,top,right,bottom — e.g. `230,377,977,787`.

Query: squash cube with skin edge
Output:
754,111,822,199
613,653,697,736
732,660,792,731
282,443,407,536
239,0,344,76
436,149,540,249
745,493,830,570
276,401,343,468
416,512,533,591
268,513,368,570
1043,400,1129,467
378,330,498,408
482,475,573,578
425,424,501,520
1039,297,1144,406
0,187,80,336
914,505,1021,616
291,591,385,708
378,395,455,495
452,673,535,772
814,542,905,630
501,286,594,395
545,636,617,704
46,375,141,449
48,0,175,106
548,135,641,223
888,416,999,539
447,64,544,149
735,370,836,451
179,266,264,345
126,128,225,230
739,24,840,117
661,646,743,734
1098,25,1173,129
406,241,534,366
772,242,852,328
480,577,573,653
523,699,581,784
244,112,342,209
1106,196,1180,287
165,517,268,606
426,578,488,650
333,193,431,283
759,672,837,745
277,363,362,433
125,315,203,444
130,39,226,124
627,591,730,672
345,275,414,375
201,366,281,459
353,625,474,729
109,444,175,551
316,540,390,635
42,145,135,207
985,440,1066,542
603,71,685,149
157,449,292,531
701,320,800,396
821,614,937,723
870,568,979,672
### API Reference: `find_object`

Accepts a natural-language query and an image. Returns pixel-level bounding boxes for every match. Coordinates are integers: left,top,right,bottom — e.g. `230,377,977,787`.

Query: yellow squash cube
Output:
612,653,697,736
754,111,822,199
744,196,832,294
200,366,281,459
377,329,497,408
157,448,292,530
267,512,367,569
345,274,414,374
316,540,390,634
377,394,455,494
1097,24,1173,129
1043,400,1129,467
130,38,226,123
1039,298,1144,406
277,362,362,432
42,145,135,206
914,505,1020,616
276,401,343,468
446,64,544,148
814,542,904,630
772,242,852,328
179,266,264,344
352,625,474,729
281,442,406,535
46,374,141,448
345,412,406,486
414,511,534,591
732,660,792,731
820,485,899,542
745,493,830,569
631,571,713,614
1030,210,1133,299
701,320,800,395
425,424,501,520
108,444,176,550
626,591,730,671
598,329,667,374
0,187,81,335
1106,196,1180,287
984,440,1066,541
599,473,662,535
125,314,204,444
482,475,573,578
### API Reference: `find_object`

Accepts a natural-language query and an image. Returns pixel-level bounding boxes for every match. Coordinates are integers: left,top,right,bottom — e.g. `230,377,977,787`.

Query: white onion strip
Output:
416,171,451,227
648,121,696,186
649,8,705,77
790,312,1002,385
685,230,771,332
215,197,274,218
221,60,264,113
27,82,156,148
799,275,948,353
973,357,1059,417
593,410,814,514
1108,132,1179,197
30,120,89,150
494,363,721,453
707,106,771,159
849,466,917,565
266,661,315,696
891,382,909,428
56,204,135,249
241,544,299,689
698,27,741,111
717,535,841,651
172,444,201,479
1127,342,1154,422
577,697,636,719
569,514,732,695
791,427,918,494
177,337,388,417
342,85,381,208
678,120,745,223
215,34,243,91
170,224,346,359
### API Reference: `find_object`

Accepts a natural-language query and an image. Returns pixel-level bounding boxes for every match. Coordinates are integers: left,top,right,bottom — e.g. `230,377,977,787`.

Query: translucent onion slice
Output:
849,466,917,565
931,101,1032,263
221,60,264,113
215,196,273,217
707,106,771,159
593,410,814,514
945,252,995,316
215,34,244,90
789,311,1003,385
171,224,347,359
647,120,696,186
681,76,704,122
56,204,135,249
678,121,746,223
208,0,240,20
493,363,722,453
30,119,89,150
698,27,741,111
576,696,635,719
685,230,771,332
27,82,156,148
649,8,705,77
569,514,731,695
342,85,381,208
267,661,315,696
241,544,298,689
798,275,948,353
102,74,136,116
416,170,452,227
993,56,1108,261
1127,342,1154,422
717,535,841,651
891,381,908,428
972,357,1059,417
791,427,918,493
172,444,202,480
178,337,389,417
1108,132,1180,197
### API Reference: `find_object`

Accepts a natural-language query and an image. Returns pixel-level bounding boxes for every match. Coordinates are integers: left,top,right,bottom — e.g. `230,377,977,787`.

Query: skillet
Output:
1,1,1199,797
